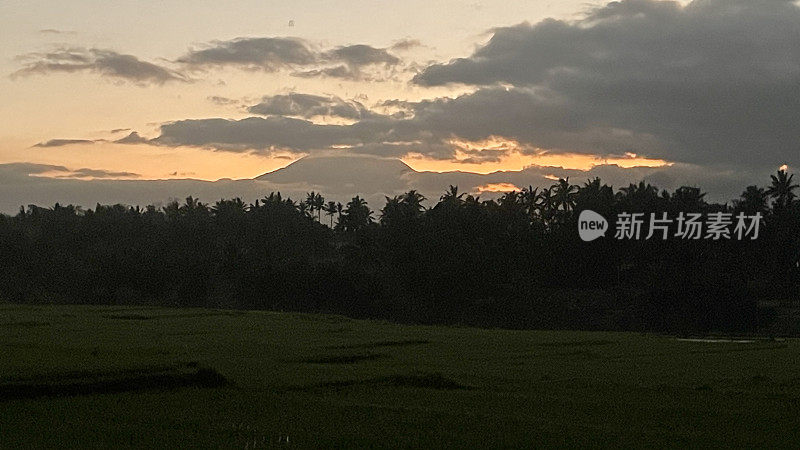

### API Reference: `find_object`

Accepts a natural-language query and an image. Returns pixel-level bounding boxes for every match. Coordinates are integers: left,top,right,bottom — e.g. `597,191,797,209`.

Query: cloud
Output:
207,96,241,106
150,86,664,161
39,29,76,35
247,94,365,120
322,44,399,67
390,39,423,52
152,116,358,152
0,163,71,178
27,0,800,186
291,65,355,79
33,139,96,148
114,131,149,144
410,0,800,170
14,47,188,85
0,163,138,183
474,182,521,193
177,37,401,80
34,131,148,146
55,168,139,179
177,37,316,70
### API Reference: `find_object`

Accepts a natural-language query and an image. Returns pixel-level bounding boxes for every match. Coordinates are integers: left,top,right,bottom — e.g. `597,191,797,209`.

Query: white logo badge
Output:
578,210,608,242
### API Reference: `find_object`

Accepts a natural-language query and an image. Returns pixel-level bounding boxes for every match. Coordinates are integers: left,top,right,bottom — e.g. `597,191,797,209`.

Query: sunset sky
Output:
1,0,798,209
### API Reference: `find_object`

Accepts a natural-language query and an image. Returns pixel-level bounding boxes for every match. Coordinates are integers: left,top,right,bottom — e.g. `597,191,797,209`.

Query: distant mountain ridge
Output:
257,155,416,194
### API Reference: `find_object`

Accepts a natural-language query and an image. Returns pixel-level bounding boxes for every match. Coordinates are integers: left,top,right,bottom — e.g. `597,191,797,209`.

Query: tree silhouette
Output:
440,185,464,204
520,185,539,219
553,178,578,213
338,196,373,233
536,187,556,226
735,186,769,215
336,202,344,222
671,186,706,213
0,171,798,333
767,169,799,211
324,200,338,228
575,177,614,216
616,181,660,212
314,193,325,222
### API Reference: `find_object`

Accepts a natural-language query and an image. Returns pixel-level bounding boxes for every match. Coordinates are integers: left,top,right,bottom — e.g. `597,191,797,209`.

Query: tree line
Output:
1,170,798,333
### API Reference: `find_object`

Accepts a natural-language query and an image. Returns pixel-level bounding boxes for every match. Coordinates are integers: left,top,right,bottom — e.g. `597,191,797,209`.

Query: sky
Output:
0,0,798,210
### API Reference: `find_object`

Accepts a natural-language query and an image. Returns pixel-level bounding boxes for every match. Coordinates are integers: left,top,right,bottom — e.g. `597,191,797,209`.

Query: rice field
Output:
1,303,799,447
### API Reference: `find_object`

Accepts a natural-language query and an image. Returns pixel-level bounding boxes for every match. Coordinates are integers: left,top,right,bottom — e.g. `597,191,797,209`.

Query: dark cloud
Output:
0,163,137,182
33,138,96,148
152,116,357,152
114,131,149,144
0,163,70,178
390,39,423,52
207,96,240,106
39,29,76,35
56,168,139,179
291,65,361,79
150,86,662,161
322,44,399,67
34,131,148,147
177,37,401,80
14,47,187,85
24,0,799,196
410,0,800,170
247,94,365,120
291,65,356,79
177,37,316,70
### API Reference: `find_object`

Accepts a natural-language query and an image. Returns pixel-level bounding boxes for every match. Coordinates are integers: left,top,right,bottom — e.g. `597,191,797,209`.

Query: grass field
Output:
2,304,800,447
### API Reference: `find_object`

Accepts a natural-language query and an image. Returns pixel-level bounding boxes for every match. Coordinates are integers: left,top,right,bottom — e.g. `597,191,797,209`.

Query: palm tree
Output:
179,196,209,219
435,185,464,214
497,190,519,207
464,194,481,206
339,196,373,232
324,200,338,227
305,192,318,220
263,192,283,205
766,169,799,211
575,177,614,215
735,185,769,214
440,185,463,203
211,198,247,218
313,193,325,222
401,190,426,216
671,186,707,213
381,191,426,225
297,202,309,217
380,195,403,225
520,185,539,218
537,187,555,223
553,178,578,212
616,181,659,212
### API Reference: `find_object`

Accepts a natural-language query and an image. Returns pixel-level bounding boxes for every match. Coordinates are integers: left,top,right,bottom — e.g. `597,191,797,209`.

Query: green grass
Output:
1,304,800,447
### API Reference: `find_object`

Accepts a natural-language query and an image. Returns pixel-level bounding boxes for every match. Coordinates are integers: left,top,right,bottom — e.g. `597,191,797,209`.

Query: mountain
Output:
256,154,416,194
0,156,753,214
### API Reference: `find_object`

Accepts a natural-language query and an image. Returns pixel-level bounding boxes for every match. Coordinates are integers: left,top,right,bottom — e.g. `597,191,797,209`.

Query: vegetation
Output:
1,170,798,333
2,304,800,447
